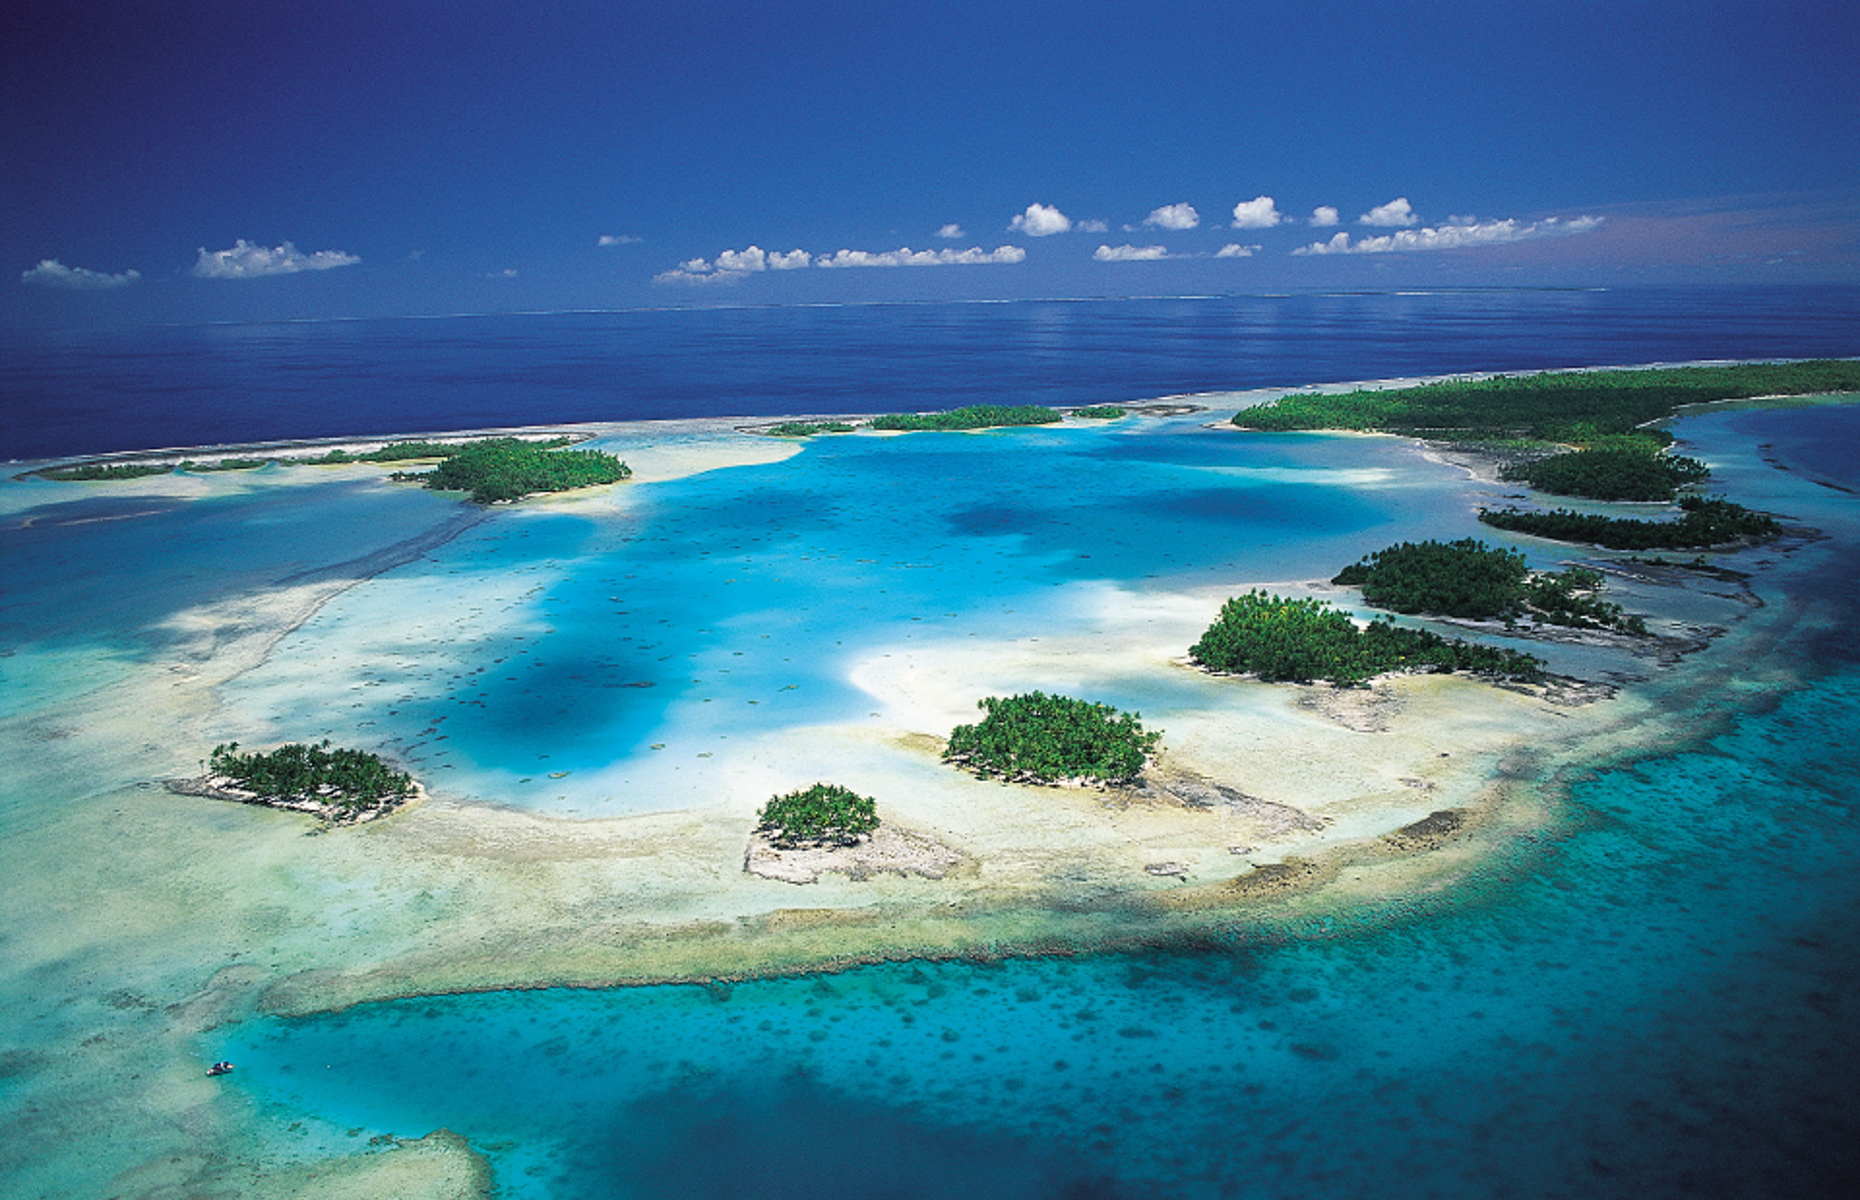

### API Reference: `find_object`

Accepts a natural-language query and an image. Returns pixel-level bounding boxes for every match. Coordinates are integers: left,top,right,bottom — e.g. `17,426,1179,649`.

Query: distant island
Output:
1234,361,1860,550
36,432,632,505
399,437,631,503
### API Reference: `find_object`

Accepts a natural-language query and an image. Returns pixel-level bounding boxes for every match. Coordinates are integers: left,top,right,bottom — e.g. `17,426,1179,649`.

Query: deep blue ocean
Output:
5,285,1859,460
5,287,1860,1198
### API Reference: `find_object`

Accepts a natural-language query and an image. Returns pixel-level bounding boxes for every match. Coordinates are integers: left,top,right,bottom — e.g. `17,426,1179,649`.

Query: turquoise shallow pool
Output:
211,418,1505,815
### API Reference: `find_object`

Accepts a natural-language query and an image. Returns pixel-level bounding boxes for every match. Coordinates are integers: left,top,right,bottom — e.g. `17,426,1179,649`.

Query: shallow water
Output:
206,402,1860,1198
216,420,1494,815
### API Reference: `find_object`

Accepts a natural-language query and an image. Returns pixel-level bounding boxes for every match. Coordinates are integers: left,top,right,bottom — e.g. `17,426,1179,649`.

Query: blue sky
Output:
5,0,1857,329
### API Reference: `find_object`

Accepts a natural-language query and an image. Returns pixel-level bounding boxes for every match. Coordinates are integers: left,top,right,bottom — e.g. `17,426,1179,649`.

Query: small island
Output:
869,404,1060,432
754,783,881,847
1498,439,1710,501
1332,538,1647,634
1070,406,1128,419
1190,591,1544,687
1478,495,1781,549
744,783,966,885
944,691,1160,785
402,437,632,503
765,420,857,437
170,740,419,824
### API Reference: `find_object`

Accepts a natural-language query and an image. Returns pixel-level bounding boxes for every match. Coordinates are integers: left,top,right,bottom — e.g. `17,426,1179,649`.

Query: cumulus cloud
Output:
1358,197,1418,227
1009,203,1072,236
597,234,642,246
656,243,1023,282
1075,218,1109,232
935,223,966,239
1143,203,1200,231
817,245,1026,268
1215,243,1260,258
1292,215,1604,256
1310,206,1340,227
192,239,360,279
1230,196,1283,229
20,258,140,289
1093,243,1169,262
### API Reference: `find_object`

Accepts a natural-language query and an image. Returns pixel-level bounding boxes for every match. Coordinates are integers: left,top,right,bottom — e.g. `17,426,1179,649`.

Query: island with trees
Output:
171,740,419,824
1071,406,1128,419
403,437,631,503
35,434,587,483
1498,440,1710,501
869,404,1060,432
1479,495,1781,550
1231,360,1860,442
1332,538,1647,634
1190,591,1544,687
754,783,881,847
944,691,1160,785
765,421,857,437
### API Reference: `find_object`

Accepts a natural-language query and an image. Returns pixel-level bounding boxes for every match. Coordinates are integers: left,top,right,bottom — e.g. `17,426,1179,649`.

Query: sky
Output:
4,0,1858,330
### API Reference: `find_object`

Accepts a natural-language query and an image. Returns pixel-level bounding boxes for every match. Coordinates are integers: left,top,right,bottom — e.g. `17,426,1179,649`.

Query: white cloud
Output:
20,258,140,289
1358,197,1418,227
816,245,1026,268
597,234,642,247
1215,243,1261,258
1093,243,1169,262
653,244,813,282
192,239,360,279
489,268,519,278
1230,196,1283,229
1009,203,1072,236
935,223,966,239
1292,214,1604,256
656,242,1022,282
1143,203,1200,231
1075,218,1109,232
1310,206,1340,227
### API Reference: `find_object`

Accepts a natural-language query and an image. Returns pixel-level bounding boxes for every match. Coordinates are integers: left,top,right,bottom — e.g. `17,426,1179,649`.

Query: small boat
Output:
206,1061,235,1077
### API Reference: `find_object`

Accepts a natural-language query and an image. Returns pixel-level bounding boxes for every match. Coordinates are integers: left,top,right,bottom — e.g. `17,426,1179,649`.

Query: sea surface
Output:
6,284,1860,461
2,288,1858,1198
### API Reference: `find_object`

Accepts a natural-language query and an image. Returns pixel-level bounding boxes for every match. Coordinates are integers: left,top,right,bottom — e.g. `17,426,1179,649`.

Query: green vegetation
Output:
945,691,1160,785
1071,406,1128,419
409,437,631,503
1522,566,1647,634
41,462,173,481
1479,495,1781,550
180,457,270,472
1189,591,1543,686
755,783,881,847
1500,444,1710,501
299,436,574,466
1333,539,1528,619
870,404,1060,432
766,421,856,437
1331,538,1646,633
1233,360,1860,443
207,740,414,814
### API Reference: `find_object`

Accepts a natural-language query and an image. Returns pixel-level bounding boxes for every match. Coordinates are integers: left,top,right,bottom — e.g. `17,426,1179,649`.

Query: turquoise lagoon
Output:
3,396,1858,1197
212,418,1524,816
